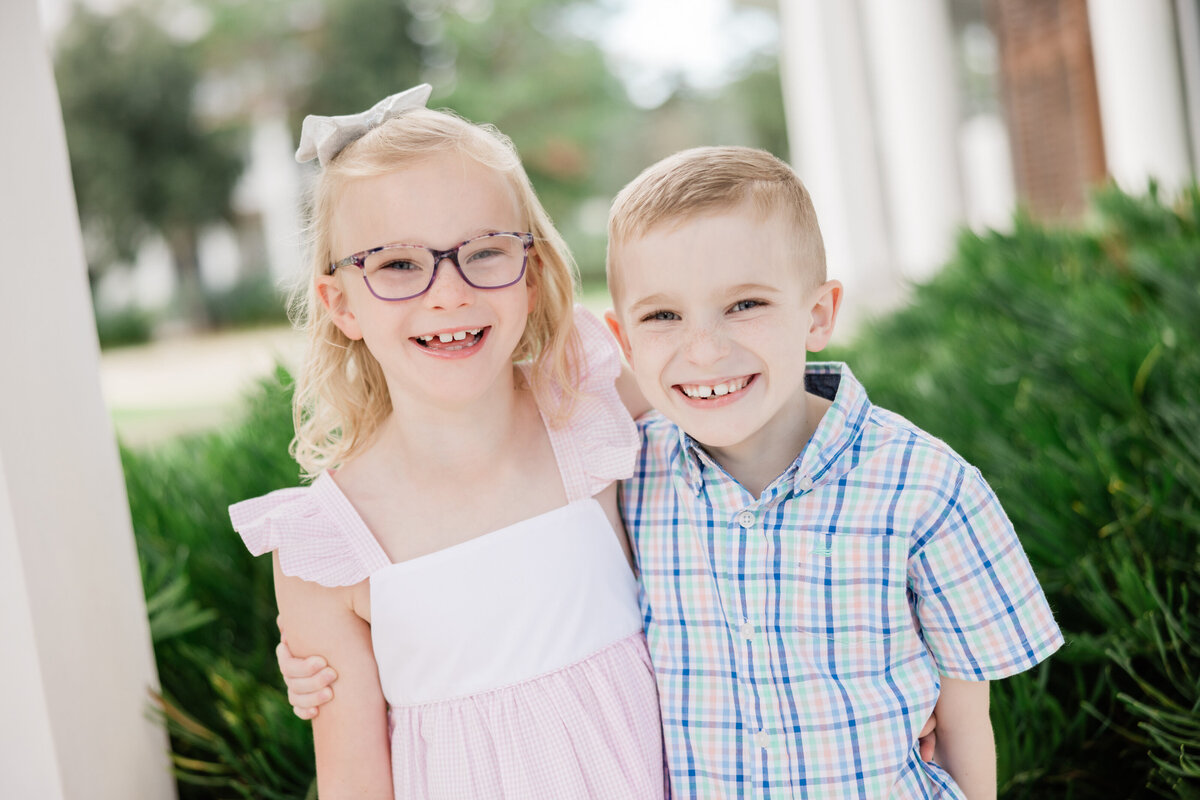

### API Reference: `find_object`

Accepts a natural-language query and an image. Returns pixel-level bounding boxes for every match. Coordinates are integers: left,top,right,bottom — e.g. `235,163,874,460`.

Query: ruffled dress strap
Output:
229,472,391,586
530,305,640,503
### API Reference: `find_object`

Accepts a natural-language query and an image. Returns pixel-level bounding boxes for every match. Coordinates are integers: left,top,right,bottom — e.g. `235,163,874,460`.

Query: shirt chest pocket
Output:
779,532,915,649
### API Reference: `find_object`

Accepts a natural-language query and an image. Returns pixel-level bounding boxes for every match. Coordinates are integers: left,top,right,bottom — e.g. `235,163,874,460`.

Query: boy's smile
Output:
607,203,841,491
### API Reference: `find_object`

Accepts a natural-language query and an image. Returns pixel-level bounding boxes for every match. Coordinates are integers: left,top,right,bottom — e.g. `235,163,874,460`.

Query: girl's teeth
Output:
438,333,454,343
452,331,467,341
713,383,729,396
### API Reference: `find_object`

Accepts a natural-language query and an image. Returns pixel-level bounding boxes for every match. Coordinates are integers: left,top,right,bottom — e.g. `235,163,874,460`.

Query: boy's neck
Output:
696,391,833,499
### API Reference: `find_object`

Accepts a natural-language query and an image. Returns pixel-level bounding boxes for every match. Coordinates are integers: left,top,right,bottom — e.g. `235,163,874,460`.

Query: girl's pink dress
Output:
230,308,665,799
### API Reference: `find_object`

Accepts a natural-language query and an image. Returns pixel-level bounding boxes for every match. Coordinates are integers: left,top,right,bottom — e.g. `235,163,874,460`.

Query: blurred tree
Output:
55,5,243,329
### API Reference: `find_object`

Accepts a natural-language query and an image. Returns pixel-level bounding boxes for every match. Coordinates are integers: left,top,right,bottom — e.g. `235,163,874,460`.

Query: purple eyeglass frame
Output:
329,231,535,302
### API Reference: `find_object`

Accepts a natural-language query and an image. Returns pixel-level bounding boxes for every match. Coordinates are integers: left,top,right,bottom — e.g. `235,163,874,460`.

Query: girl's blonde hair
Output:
289,108,580,480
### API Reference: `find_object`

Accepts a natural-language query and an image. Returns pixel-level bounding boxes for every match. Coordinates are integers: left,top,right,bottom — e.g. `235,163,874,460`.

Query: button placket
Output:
736,509,756,529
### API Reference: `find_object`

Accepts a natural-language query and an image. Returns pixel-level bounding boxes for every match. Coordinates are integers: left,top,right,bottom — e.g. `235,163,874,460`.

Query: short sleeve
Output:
539,305,640,502
229,477,383,587
909,466,1065,680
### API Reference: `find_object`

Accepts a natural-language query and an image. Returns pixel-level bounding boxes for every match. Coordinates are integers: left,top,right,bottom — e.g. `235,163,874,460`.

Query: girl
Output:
229,86,664,798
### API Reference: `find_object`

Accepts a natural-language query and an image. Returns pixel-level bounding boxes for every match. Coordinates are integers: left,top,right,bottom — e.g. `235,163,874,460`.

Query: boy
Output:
599,146,1063,798
279,146,1063,798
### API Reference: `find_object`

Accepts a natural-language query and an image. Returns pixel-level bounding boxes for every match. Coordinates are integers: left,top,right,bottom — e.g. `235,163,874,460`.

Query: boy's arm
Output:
933,677,995,800
274,556,391,796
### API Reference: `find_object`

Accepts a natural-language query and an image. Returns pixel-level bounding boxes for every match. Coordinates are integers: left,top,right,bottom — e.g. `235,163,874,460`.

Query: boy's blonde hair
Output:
606,146,826,299
290,108,580,480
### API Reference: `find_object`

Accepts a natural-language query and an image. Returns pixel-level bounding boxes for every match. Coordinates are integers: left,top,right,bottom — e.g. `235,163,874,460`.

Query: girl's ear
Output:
603,310,634,363
805,279,843,353
317,275,364,340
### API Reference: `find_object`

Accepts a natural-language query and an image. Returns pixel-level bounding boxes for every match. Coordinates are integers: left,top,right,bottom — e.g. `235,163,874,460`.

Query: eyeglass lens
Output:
362,234,526,300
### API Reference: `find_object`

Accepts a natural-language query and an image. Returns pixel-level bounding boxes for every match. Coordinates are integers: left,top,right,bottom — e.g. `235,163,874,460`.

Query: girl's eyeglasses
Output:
329,232,534,301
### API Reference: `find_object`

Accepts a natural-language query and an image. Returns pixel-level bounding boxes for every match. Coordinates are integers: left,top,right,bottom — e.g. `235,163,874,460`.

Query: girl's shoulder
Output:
229,472,387,587
535,306,641,501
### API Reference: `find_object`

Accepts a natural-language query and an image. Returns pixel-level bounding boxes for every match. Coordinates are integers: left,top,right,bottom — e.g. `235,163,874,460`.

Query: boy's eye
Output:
730,299,764,313
641,310,680,322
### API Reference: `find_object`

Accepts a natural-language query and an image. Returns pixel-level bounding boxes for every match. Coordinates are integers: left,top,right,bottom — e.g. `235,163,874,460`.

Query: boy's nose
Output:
423,257,473,308
683,326,729,366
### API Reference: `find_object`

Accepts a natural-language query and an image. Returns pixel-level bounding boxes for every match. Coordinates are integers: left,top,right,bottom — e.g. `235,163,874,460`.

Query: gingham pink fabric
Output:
229,307,665,798
389,634,663,798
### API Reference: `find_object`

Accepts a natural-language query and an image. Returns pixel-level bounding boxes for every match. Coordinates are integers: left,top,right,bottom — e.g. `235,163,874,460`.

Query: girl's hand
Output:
277,617,338,719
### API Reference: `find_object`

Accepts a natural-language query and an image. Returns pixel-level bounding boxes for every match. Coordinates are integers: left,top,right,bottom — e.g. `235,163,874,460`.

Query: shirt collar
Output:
673,362,873,497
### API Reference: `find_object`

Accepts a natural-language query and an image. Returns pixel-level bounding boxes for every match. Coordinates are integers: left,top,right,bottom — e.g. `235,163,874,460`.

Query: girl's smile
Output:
411,325,490,356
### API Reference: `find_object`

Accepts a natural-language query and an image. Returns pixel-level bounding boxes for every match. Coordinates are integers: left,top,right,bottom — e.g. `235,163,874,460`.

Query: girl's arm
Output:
932,676,995,800
274,555,393,797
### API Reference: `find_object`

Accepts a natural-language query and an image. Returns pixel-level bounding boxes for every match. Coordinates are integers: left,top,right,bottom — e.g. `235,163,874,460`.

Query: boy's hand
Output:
276,617,337,719
918,711,937,761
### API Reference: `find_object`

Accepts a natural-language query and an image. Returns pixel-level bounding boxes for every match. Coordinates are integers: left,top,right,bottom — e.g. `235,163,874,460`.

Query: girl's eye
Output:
379,259,421,272
730,299,763,313
641,310,680,322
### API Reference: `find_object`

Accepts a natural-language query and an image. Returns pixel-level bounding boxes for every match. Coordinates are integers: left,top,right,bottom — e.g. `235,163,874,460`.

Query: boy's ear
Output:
805,279,843,353
603,309,634,363
317,276,364,340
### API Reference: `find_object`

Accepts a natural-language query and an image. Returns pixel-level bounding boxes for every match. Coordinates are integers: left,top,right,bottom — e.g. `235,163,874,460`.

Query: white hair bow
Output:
295,84,433,166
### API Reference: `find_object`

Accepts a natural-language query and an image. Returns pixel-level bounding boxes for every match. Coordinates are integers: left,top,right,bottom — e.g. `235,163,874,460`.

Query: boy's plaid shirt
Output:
623,363,1064,799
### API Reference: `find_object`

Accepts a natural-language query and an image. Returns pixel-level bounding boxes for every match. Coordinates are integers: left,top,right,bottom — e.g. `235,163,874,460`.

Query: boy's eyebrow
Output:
724,282,783,296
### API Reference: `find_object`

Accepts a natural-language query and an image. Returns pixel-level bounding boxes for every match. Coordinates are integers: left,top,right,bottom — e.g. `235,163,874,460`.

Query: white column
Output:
1088,0,1194,190
1175,0,1200,173
0,2,176,798
778,0,898,334
858,0,964,282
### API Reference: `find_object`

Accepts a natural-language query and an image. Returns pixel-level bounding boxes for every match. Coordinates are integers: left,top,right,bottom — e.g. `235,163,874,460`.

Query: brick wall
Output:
989,0,1106,220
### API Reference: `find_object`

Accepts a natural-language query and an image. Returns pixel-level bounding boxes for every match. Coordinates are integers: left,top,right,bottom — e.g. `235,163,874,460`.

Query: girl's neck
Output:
374,365,533,472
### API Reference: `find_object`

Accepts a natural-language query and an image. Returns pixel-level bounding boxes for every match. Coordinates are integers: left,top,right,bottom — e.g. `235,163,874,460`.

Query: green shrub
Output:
123,366,315,799
96,304,155,349
204,271,290,329
834,183,1200,798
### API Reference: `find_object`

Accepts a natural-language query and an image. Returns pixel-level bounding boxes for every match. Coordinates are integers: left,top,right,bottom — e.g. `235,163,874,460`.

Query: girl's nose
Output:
423,257,473,308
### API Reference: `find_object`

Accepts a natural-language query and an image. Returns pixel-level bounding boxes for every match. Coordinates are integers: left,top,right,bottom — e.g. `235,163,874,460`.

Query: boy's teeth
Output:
452,331,467,341
682,377,748,399
438,333,455,343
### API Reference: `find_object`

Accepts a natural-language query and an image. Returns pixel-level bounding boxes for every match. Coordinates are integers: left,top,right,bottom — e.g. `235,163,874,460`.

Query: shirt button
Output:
740,622,754,640
737,510,756,528
754,730,770,749
797,474,814,492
